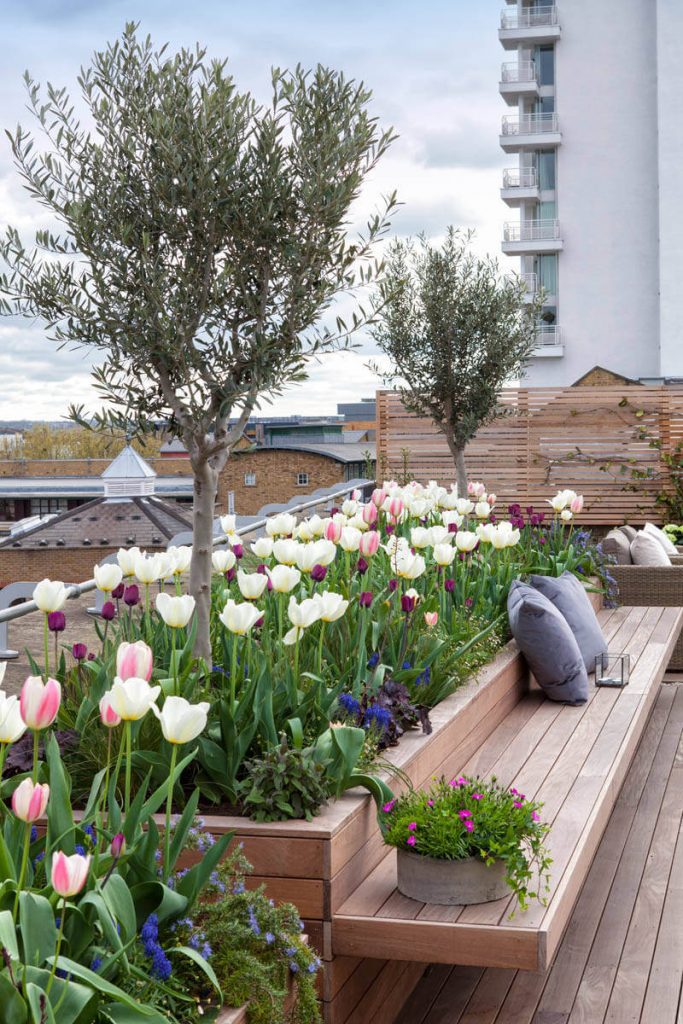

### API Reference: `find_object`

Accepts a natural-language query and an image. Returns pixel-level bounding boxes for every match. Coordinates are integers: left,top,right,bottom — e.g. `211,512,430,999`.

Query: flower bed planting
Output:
0,480,612,1019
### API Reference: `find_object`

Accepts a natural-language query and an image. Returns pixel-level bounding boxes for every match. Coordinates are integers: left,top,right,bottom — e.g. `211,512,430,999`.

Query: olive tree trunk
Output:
444,430,469,497
189,456,220,663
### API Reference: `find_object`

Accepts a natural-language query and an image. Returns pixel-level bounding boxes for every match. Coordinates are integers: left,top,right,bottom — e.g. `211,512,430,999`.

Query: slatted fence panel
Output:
376,387,683,525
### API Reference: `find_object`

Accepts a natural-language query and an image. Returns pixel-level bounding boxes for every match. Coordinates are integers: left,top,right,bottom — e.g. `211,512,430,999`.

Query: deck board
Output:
332,607,683,972
393,682,683,1024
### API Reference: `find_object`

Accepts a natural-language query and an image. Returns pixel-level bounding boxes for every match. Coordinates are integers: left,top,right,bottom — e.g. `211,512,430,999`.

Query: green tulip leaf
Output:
99,874,137,945
0,974,28,1024
19,892,57,966
168,944,222,997
0,909,19,960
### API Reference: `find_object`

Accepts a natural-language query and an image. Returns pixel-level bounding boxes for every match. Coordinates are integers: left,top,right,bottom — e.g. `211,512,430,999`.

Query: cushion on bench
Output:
603,529,632,565
529,571,607,672
507,580,589,705
631,531,671,566
643,521,678,556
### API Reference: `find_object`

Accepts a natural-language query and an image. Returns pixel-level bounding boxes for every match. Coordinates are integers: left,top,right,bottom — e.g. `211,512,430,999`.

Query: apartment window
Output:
537,45,555,86
535,254,558,297
537,150,556,191
244,472,256,487
30,498,66,517
536,95,555,114
296,472,309,486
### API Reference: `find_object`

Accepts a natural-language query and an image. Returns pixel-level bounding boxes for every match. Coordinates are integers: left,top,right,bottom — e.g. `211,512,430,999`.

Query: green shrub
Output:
240,736,329,821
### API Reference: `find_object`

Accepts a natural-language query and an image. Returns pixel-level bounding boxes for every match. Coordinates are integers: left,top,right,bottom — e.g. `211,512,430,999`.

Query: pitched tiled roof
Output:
0,496,191,550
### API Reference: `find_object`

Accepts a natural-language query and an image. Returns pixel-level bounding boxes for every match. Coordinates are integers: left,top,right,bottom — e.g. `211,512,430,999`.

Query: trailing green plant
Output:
381,775,552,913
239,736,329,822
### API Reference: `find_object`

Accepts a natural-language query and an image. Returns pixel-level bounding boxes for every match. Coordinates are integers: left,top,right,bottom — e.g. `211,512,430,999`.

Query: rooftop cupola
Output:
101,445,157,499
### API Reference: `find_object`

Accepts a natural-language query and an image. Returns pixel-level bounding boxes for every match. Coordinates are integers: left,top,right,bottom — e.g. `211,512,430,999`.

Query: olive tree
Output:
372,229,539,494
0,24,397,658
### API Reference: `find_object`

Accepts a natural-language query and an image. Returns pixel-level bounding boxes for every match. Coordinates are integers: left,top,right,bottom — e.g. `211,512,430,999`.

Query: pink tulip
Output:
371,488,387,508
116,641,153,682
99,693,121,728
424,612,439,628
20,676,61,730
324,521,342,543
388,497,403,519
351,489,362,501
51,850,91,898
12,779,50,823
359,531,380,557
487,493,497,506
570,494,584,514
361,503,378,526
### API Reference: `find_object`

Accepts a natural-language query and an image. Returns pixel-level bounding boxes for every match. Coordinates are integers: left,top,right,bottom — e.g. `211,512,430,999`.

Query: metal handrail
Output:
502,112,559,136
503,219,561,242
503,167,538,188
501,6,558,30
501,60,537,84
536,324,562,346
0,481,369,631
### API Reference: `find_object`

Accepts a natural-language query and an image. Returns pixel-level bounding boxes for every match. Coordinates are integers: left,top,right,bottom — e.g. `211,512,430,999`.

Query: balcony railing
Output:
500,60,537,84
501,6,558,29
536,324,562,347
502,167,538,189
503,219,561,242
501,112,559,136
522,272,538,296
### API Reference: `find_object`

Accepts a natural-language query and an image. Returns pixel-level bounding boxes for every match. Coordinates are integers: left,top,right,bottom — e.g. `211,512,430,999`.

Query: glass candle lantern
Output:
595,652,630,688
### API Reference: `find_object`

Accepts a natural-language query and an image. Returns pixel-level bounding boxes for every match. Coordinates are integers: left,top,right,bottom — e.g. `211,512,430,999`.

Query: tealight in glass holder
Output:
595,652,630,688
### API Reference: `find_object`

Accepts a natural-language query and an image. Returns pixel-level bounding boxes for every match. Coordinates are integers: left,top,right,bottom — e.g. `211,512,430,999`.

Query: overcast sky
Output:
0,0,510,422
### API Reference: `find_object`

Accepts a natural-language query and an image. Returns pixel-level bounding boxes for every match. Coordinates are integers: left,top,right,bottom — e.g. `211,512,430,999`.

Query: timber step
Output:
332,605,683,973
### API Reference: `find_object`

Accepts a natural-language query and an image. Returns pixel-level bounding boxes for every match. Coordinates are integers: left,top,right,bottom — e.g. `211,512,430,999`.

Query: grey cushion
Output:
631,531,670,566
643,521,678,556
618,525,638,543
507,580,589,706
602,529,632,565
529,571,607,672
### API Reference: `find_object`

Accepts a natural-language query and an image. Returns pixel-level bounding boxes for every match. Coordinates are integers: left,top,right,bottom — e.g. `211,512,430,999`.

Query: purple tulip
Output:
232,543,244,560
112,582,125,601
87,653,96,662
359,591,373,608
465,597,474,609
111,832,126,858
72,642,88,661
255,615,265,629
401,594,416,614
311,564,327,583
226,567,236,583
385,523,395,535
444,578,455,594
448,522,458,533
356,556,369,575
388,578,398,593
101,601,116,621
123,584,140,607
47,611,66,633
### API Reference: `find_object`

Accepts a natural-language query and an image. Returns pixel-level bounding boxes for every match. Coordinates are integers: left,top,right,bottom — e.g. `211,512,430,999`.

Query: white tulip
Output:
346,515,368,533
455,531,478,552
394,550,426,580
288,595,322,630
109,676,161,721
315,591,349,623
237,570,269,601
219,514,237,538
476,523,497,545
455,499,475,517
265,512,297,538
33,579,68,614
152,696,210,745
438,490,459,510
283,626,300,646
116,547,141,577
295,540,337,573
296,521,315,542
406,497,429,518
0,690,26,744
433,543,456,567
339,527,362,553
427,525,451,546
134,552,165,585
441,510,463,529
306,514,325,537
168,546,192,576
93,563,123,593
268,565,301,593
155,552,175,582
273,539,300,566
251,536,274,559
156,592,195,628
410,527,432,549
475,501,491,520
341,499,358,517
561,508,573,522
212,548,236,574
219,599,263,635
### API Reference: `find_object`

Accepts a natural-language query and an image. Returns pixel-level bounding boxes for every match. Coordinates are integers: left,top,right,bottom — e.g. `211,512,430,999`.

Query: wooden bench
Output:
332,605,683,977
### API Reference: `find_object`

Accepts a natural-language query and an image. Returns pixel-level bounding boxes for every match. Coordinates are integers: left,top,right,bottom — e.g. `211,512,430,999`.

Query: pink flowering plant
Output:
381,775,552,912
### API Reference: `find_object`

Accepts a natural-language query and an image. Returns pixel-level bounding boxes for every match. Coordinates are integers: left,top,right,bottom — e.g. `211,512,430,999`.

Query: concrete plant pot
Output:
396,848,509,906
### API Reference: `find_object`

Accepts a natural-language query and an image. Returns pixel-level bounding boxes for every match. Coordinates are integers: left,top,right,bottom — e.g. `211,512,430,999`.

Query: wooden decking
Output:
334,606,683,973
394,680,683,1024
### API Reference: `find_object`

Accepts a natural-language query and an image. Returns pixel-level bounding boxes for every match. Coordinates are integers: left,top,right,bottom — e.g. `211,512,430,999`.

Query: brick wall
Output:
0,547,123,588
217,449,345,515
0,457,191,478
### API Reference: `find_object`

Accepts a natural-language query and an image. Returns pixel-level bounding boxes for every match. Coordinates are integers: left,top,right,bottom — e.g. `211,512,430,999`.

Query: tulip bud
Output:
356,556,369,575
401,593,416,614
359,531,380,558
99,692,121,728
12,779,50,823
112,582,125,601
424,612,438,628
310,564,327,583
20,676,61,730
359,591,373,608
101,601,116,622
123,584,140,607
371,488,387,508
388,578,398,592
72,643,88,662
324,520,342,543
232,543,244,560
116,641,153,682
388,497,404,519
110,833,126,858
361,503,378,526
444,578,455,594
47,611,66,633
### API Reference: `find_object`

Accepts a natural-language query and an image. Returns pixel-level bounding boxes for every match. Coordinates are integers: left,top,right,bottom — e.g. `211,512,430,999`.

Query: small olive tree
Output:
372,229,539,494
0,25,397,657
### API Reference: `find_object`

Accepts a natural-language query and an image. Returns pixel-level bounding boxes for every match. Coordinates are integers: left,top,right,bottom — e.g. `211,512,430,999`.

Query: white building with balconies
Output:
498,0,683,384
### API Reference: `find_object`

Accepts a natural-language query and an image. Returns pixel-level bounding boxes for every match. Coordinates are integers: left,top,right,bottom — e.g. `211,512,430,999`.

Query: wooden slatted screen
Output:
376,386,683,525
